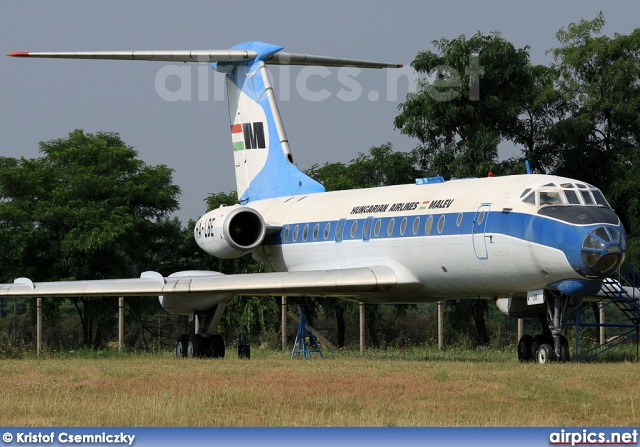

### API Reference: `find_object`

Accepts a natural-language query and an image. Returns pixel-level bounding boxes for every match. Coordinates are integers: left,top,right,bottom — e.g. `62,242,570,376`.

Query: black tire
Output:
536,343,553,364
211,334,225,358
187,334,205,358
517,335,534,362
531,334,548,360
559,335,570,362
175,334,189,358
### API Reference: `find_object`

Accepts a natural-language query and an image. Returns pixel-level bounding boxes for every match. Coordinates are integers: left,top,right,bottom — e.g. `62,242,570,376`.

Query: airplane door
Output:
362,216,373,242
472,203,491,260
335,218,346,243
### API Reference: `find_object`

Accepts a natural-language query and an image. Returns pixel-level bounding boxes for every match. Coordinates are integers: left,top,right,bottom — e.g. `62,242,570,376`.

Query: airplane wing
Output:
0,266,398,298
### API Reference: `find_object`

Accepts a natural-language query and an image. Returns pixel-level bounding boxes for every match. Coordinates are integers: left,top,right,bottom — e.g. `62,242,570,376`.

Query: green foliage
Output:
549,13,640,241
0,130,182,347
395,31,537,178
306,143,419,191
205,190,238,212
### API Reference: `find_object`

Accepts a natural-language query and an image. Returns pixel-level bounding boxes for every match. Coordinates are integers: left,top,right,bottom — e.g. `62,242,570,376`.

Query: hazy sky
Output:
2,1,637,223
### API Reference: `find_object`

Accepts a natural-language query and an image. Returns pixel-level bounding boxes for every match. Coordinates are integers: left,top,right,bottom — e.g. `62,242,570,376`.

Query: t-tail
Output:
8,41,402,203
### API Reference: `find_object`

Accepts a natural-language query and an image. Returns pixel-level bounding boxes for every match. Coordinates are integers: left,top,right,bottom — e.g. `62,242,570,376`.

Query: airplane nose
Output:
581,226,625,276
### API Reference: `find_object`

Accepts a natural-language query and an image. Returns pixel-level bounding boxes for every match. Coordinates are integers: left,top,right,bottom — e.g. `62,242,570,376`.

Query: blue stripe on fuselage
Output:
267,210,625,276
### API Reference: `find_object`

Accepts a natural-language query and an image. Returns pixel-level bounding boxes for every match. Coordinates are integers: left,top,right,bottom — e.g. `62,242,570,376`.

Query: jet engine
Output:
195,205,268,259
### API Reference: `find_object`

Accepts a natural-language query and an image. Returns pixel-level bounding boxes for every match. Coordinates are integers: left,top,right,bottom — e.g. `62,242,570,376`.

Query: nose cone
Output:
580,226,626,277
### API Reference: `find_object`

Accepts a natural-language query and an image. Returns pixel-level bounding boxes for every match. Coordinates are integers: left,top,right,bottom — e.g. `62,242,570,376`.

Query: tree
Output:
0,130,181,347
549,13,640,256
393,33,544,345
394,31,537,179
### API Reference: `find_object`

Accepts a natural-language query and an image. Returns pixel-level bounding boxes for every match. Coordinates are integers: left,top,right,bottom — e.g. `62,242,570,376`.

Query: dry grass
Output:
0,350,638,426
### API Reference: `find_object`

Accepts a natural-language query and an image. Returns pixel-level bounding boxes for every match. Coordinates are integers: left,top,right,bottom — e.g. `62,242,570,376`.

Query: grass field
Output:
0,347,638,427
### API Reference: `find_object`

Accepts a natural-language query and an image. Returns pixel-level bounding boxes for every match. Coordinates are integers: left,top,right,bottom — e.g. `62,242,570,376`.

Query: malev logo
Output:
231,122,266,151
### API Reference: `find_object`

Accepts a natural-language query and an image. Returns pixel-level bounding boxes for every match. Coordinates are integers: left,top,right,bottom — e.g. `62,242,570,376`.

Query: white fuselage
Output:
195,174,626,303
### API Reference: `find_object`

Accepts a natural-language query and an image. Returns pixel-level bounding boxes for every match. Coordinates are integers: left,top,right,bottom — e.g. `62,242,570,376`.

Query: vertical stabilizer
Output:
9,41,402,204
214,41,325,204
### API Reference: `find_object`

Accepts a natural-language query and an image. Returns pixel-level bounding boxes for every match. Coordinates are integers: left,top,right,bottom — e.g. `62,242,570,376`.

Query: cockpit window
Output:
522,191,536,205
592,190,609,207
564,190,581,205
539,191,563,206
526,183,611,209
580,190,595,205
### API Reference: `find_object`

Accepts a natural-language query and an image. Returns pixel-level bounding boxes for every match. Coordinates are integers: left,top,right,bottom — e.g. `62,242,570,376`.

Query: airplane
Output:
4,41,629,363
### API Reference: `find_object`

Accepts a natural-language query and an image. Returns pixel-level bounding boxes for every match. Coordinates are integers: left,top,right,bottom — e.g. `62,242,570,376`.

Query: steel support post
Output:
438,301,444,350
37,297,42,357
119,297,124,352
359,302,365,355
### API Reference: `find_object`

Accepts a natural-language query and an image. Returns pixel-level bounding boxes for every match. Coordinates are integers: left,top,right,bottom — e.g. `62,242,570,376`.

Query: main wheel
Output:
187,334,205,358
517,335,534,362
175,334,189,358
211,334,225,358
558,335,570,362
531,334,548,360
536,343,554,364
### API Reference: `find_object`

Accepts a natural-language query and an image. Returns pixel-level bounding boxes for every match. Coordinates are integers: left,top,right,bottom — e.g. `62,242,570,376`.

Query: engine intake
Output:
224,206,266,251
195,205,267,259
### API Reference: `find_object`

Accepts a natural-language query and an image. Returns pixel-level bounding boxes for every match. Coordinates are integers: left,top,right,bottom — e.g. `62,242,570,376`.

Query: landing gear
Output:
176,334,189,358
536,343,553,364
187,334,206,358
517,292,573,364
517,334,534,361
175,304,227,359
175,333,226,358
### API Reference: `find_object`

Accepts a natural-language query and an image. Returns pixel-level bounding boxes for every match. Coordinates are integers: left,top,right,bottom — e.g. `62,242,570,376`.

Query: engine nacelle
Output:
195,205,267,259
159,271,234,315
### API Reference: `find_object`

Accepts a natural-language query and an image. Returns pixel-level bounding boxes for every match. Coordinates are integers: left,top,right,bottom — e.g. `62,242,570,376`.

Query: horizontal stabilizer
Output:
9,48,402,68
7,50,258,63
265,52,402,68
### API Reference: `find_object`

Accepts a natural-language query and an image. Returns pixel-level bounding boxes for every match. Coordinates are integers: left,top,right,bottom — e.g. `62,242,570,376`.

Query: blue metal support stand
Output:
291,304,323,359
565,261,640,362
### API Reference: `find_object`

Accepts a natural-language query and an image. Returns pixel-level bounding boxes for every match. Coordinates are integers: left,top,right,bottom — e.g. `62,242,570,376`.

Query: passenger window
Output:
374,219,381,237
437,215,445,234
324,222,331,240
425,216,433,235
564,190,581,205
400,218,407,236
350,221,358,238
387,218,395,236
283,226,290,242
456,213,463,227
302,224,309,241
293,225,299,242
412,217,420,235
313,223,319,241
